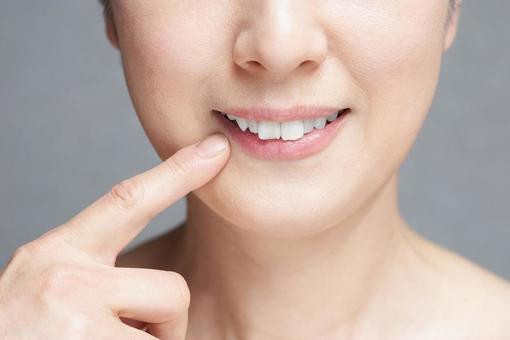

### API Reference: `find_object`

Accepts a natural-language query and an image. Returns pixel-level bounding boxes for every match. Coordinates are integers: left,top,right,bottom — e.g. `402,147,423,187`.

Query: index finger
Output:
48,133,230,265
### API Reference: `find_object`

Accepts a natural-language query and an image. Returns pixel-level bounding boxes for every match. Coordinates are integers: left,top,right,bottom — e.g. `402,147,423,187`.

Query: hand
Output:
0,134,230,339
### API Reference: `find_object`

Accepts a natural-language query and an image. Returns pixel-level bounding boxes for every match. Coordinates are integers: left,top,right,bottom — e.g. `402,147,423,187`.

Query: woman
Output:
1,0,509,339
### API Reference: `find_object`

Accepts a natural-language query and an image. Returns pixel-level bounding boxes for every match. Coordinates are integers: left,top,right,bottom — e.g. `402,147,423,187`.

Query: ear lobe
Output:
105,18,120,50
443,2,461,52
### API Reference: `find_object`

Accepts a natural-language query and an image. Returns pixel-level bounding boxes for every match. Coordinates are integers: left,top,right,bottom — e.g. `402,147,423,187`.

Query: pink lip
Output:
219,105,342,122
213,108,351,161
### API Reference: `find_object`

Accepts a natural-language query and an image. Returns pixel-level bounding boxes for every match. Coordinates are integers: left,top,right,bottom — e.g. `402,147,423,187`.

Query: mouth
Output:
213,108,350,141
212,108,351,161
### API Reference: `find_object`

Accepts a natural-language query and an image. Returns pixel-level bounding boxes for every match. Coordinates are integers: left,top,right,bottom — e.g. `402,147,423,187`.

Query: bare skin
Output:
117,211,510,339
2,0,510,339
0,135,231,339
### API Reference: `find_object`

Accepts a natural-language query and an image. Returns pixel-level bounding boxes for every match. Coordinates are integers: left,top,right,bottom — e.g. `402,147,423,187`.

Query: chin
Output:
190,166,375,239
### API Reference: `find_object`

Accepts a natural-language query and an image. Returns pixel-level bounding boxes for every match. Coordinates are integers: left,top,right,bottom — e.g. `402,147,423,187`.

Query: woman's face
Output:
107,1,458,237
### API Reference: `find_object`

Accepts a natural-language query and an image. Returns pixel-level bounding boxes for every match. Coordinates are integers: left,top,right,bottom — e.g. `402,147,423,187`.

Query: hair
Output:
99,0,458,32
446,0,459,27
99,0,112,20
99,1,458,18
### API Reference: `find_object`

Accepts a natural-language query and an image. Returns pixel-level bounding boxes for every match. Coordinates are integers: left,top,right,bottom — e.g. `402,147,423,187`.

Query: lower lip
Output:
213,109,351,161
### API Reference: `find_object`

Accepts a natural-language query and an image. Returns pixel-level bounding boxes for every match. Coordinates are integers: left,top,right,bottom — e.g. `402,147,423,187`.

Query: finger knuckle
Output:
11,240,41,262
3,241,45,278
11,244,32,263
109,177,145,209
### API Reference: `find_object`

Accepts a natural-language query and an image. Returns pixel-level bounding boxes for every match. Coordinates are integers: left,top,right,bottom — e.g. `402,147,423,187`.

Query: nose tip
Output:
232,5,328,78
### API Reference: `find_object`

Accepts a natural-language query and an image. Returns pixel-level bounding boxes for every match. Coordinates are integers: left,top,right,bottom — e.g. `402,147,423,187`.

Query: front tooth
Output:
248,120,258,133
314,117,327,129
235,117,248,131
326,111,339,122
281,120,304,141
303,119,315,134
258,121,281,140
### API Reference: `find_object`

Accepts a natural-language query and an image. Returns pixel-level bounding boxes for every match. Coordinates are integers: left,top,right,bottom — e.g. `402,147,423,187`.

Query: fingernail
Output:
196,134,229,158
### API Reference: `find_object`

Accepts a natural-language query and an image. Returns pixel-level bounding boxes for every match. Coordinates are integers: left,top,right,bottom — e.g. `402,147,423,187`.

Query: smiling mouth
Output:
214,108,350,141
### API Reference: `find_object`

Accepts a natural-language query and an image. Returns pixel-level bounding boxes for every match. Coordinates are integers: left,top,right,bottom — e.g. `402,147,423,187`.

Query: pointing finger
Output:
49,133,229,264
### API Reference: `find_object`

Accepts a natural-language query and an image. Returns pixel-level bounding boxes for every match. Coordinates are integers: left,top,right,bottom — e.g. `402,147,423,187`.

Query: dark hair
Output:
447,0,458,26
99,0,457,25
99,0,112,20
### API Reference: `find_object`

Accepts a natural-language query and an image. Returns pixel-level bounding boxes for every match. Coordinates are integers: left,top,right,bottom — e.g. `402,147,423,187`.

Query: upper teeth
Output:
221,111,340,141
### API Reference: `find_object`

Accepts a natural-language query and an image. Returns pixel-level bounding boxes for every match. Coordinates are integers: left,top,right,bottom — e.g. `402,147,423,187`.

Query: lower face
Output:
111,0,452,237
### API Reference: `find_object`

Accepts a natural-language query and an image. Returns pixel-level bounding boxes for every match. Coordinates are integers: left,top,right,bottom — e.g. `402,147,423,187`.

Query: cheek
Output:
118,10,224,159
336,3,446,177
117,1,223,78
112,1,450,235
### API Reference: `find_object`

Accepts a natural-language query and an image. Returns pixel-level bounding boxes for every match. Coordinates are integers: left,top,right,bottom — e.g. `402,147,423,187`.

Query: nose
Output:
232,1,328,80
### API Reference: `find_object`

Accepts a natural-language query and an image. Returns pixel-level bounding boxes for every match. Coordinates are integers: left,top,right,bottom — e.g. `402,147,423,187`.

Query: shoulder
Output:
408,233,510,338
448,257,510,337
442,260,510,338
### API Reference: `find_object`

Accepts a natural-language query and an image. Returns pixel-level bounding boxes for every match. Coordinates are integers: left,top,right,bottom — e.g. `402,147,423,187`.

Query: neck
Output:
176,173,419,339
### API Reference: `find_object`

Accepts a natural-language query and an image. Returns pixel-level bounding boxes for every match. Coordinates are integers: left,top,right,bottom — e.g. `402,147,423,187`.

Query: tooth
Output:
326,111,339,122
226,113,236,120
303,119,315,133
248,120,258,133
281,120,304,141
314,117,327,129
258,121,281,140
235,117,248,131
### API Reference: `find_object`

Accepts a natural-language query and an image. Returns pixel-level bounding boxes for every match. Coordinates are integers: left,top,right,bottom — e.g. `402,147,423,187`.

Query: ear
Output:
443,1,461,52
105,17,120,50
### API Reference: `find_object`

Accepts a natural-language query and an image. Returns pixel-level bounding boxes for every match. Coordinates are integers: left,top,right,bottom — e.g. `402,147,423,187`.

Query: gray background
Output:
1,1,509,278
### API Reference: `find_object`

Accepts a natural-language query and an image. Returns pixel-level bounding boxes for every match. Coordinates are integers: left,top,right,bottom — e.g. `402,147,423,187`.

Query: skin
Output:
1,0,509,339
105,0,510,338
0,135,230,339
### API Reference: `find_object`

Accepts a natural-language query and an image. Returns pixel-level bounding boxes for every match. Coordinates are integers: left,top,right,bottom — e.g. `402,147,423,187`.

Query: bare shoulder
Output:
446,255,510,337
410,232,510,337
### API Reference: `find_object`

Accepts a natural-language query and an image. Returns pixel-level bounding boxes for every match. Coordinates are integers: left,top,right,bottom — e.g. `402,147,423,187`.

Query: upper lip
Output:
214,105,347,122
